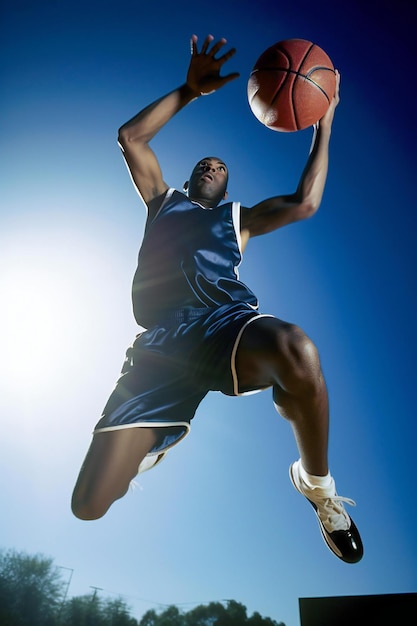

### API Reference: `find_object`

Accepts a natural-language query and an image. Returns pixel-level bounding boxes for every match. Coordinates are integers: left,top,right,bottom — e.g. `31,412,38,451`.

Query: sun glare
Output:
2,265,70,385
0,221,117,397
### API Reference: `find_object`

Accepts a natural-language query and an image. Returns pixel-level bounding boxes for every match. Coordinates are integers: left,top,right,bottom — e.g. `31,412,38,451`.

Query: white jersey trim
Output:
151,187,175,223
93,420,191,451
230,313,275,396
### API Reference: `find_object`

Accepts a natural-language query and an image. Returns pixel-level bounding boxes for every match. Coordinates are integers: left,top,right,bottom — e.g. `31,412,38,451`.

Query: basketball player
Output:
71,34,363,564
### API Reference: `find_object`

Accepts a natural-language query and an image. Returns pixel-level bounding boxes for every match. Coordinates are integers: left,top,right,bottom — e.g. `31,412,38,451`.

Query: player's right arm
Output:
118,35,239,212
118,86,196,209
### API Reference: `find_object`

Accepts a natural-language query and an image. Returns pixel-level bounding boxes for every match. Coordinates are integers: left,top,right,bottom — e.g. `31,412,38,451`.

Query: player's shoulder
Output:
146,188,176,219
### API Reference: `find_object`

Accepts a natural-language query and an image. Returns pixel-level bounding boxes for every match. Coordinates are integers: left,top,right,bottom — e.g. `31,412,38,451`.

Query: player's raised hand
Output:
187,34,240,96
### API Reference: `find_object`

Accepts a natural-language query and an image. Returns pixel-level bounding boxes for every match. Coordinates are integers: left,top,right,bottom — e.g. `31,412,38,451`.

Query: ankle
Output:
298,460,332,489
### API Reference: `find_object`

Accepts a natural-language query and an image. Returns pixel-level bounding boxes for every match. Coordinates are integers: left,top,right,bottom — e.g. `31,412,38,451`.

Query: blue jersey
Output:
132,188,259,327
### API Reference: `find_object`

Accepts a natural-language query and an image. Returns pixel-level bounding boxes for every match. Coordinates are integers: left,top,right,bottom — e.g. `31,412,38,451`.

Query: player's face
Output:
186,157,229,206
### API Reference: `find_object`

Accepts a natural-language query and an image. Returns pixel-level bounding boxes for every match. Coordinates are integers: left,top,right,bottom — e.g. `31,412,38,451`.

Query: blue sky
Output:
1,0,416,624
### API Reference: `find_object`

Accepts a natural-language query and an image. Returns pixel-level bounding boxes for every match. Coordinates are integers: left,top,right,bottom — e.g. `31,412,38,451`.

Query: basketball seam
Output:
294,42,318,129
249,68,293,120
304,67,335,103
270,70,290,109
296,42,315,73
250,68,332,127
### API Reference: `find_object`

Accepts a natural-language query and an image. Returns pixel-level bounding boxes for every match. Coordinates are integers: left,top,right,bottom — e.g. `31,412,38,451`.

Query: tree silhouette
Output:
0,548,285,625
0,548,65,626
59,594,138,625
138,600,285,626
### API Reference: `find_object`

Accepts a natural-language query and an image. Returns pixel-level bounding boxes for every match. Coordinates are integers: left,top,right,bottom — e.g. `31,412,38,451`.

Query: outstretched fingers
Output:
187,33,240,95
190,33,202,54
200,33,215,54
190,33,213,55
207,37,228,58
190,33,234,61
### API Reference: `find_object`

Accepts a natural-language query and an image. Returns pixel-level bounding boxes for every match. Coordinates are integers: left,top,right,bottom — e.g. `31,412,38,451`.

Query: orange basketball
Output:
247,39,336,132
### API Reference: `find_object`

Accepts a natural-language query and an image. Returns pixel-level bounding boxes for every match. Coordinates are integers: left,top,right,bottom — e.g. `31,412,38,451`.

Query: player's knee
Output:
71,490,108,521
276,323,321,390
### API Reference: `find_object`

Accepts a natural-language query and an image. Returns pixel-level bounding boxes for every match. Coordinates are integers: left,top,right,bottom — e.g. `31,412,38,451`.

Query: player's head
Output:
184,157,229,207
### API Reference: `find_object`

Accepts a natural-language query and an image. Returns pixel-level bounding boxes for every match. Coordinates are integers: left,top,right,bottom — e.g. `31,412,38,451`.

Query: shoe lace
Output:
314,491,356,532
129,478,143,492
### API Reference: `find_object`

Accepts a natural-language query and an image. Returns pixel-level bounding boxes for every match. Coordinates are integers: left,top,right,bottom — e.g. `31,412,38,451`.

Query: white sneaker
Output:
289,459,363,563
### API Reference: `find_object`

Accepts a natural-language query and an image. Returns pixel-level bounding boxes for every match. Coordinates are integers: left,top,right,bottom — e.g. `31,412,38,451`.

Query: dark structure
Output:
299,592,417,625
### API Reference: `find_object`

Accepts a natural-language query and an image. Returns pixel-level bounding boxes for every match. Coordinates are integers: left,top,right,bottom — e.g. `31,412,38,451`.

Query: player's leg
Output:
71,427,158,521
235,316,329,476
234,316,363,563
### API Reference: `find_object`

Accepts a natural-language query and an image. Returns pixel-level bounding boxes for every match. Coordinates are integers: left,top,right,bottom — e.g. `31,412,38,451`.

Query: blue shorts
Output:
94,303,272,454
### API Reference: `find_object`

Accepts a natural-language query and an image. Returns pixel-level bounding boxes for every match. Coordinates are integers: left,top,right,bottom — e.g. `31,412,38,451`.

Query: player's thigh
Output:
72,427,158,505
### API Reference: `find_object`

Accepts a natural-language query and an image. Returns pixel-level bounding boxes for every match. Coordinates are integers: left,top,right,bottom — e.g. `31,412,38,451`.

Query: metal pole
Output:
57,566,74,623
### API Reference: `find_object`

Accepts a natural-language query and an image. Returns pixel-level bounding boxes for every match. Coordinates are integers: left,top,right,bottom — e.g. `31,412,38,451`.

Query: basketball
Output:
247,39,336,132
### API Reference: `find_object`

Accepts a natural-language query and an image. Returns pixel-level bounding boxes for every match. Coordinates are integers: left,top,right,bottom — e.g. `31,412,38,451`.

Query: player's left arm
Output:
240,71,340,248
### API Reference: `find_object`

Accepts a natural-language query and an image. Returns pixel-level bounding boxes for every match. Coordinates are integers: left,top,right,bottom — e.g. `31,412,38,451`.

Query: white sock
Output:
299,460,332,489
